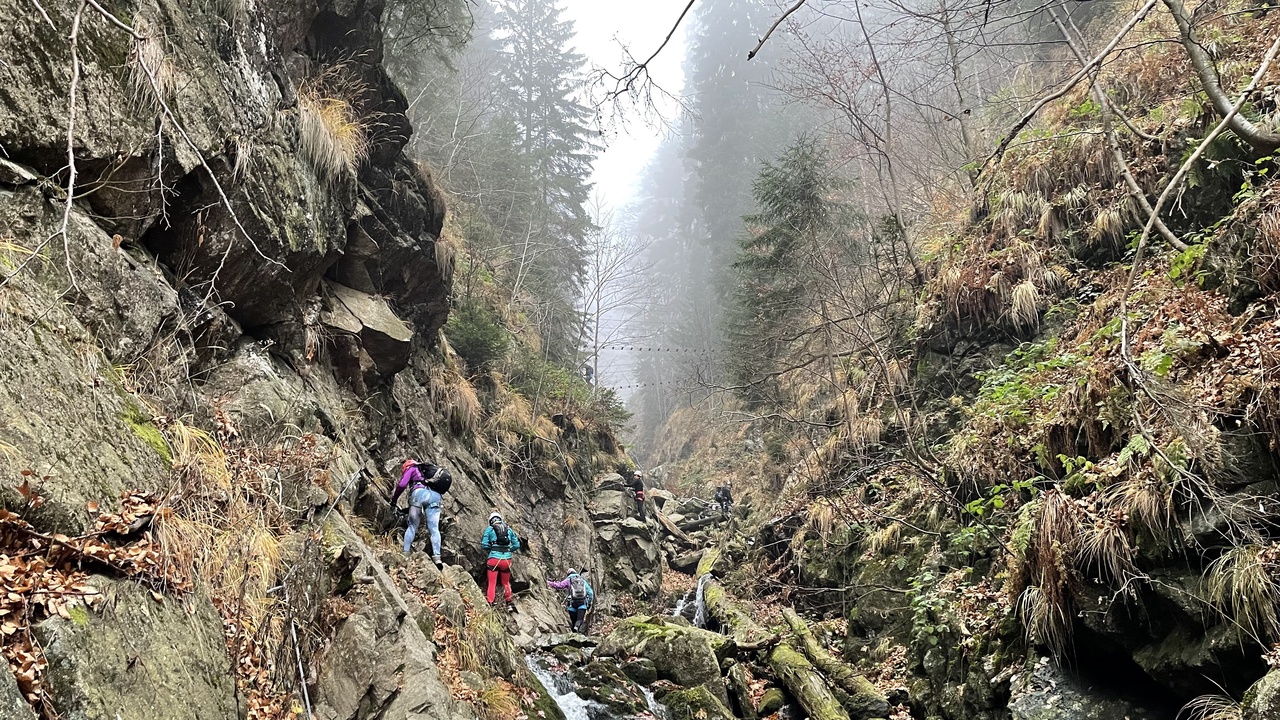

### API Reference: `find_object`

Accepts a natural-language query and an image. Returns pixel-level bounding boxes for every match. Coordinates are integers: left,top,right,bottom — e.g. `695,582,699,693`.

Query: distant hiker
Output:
714,484,734,517
391,459,451,566
481,511,520,608
626,470,646,520
547,568,594,633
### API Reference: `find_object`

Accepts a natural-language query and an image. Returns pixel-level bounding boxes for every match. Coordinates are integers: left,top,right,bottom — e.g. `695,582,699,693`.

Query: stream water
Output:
526,656,595,720
671,573,710,628
524,577,710,720
526,653,673,720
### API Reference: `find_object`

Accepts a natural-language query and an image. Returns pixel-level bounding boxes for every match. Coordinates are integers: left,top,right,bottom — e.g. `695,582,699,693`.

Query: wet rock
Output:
725,662,759,720
621,657,658,686
590,489,628,521
1246,669,1280,720
1009,658,1161,720
536,632,598,650
0,159,37,186
571,660,651,716
321,281,413,391
0,662,35,720
35,577,236,720
551,644,588,665
757,686,788,716
670,549,706,574
314,516,475,720
0,300,172,534
662,685,735,720
596,616,730,704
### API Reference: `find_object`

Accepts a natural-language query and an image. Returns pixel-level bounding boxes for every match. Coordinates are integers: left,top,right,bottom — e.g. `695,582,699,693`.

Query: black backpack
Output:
418,464,453,494
492,521,511,547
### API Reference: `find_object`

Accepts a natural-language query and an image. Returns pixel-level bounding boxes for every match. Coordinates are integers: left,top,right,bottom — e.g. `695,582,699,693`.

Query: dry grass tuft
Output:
0,239,37,276
1206,544,1280,642
1010,280,1040,330
864,522,901,556
476,680,522,720
298,64,372,183
1017,584,1071,658
1077,508,1134,586
1108,475,1175,540
212,0,248,28
1178,695,1244,720
807,498,838,544
128,18,175,113
1089,204,1128,247
428,365,483,436
1014,490,1081,656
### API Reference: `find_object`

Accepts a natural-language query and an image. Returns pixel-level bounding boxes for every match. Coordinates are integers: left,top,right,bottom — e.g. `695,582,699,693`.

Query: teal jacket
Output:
481,525,521,560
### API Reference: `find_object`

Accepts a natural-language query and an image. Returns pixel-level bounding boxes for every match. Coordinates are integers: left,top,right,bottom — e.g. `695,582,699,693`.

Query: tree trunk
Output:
781,609,889,719
767,644,851,720
1162,0,1280,152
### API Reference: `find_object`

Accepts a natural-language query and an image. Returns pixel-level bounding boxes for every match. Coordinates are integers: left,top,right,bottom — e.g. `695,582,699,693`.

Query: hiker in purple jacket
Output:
391,459,443,565
547,568,594,633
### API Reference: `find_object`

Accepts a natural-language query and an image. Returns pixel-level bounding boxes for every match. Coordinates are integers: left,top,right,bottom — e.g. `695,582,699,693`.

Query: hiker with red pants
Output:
481,512,520,609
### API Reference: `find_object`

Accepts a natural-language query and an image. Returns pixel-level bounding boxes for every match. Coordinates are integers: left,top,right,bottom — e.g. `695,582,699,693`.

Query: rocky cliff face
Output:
0,0,658,717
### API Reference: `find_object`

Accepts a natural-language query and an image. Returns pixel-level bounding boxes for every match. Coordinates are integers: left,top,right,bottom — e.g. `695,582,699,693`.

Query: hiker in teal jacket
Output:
481,512,521,605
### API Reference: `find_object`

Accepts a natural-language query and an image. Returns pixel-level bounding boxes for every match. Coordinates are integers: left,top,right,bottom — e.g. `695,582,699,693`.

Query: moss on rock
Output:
662,684,735,720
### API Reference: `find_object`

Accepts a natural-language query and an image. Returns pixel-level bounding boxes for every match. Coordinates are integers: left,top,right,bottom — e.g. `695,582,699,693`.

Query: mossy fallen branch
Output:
702,577,777,649
767,643,851,720
781,608,889,719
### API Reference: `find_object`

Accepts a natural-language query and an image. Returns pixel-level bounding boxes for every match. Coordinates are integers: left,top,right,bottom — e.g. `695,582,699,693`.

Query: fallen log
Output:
782,608,889,719
702,577,777,648
669,548,705,574
678,515,720,533
767,643,851,720
655,511,695,546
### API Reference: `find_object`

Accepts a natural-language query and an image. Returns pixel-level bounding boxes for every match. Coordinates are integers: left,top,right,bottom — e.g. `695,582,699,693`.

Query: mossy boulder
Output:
662,684,735,720
620,657,658,686
596,615,730,703
757,686,788,716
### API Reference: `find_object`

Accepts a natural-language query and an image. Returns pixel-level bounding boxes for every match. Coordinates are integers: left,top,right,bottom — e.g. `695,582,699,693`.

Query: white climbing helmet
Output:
488,512,503,525
567,567,577,575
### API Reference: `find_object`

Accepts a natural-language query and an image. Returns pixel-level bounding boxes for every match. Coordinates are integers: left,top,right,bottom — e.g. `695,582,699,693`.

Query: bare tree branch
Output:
600,0,697,101
1121,30,1280,360
978,0,1161,176
748,0,808,61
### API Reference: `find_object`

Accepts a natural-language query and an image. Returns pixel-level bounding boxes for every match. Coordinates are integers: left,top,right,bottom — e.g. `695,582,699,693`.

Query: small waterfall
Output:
641,685,672,720
671,593,688,617
525,655,594,720
691,573,710,628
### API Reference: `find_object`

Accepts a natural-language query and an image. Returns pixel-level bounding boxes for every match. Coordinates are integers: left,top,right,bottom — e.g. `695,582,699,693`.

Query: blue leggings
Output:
405,503,442,555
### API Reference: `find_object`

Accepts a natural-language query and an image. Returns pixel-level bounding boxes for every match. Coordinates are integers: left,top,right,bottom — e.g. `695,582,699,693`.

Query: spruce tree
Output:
491,0,597,362
727,137,844,402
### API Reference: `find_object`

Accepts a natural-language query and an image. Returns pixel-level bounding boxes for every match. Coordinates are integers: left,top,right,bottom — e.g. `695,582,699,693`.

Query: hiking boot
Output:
432,555,442,569
505,601,517,614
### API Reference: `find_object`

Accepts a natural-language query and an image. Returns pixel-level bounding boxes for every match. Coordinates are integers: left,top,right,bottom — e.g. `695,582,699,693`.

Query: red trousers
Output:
486,558,513,604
